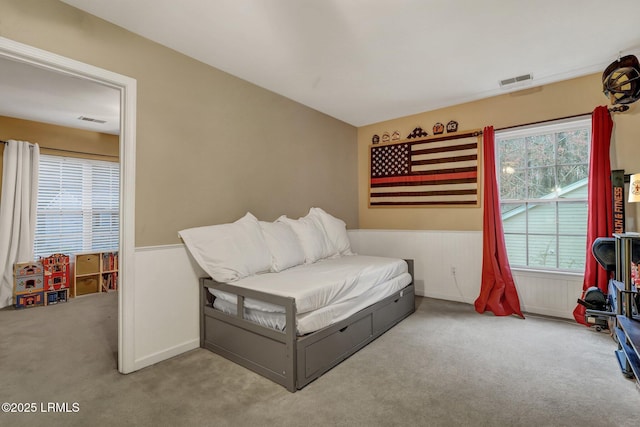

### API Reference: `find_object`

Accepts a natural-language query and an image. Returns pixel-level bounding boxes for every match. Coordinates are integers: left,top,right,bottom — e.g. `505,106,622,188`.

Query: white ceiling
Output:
0,56,121,135
58,0,640,127
3,1,640,134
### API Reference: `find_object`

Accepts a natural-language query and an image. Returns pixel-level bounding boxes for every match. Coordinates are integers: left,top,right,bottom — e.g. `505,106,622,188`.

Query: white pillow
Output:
277,214,333,264
259,221,305,272
310,207,353,256
178,212,271,282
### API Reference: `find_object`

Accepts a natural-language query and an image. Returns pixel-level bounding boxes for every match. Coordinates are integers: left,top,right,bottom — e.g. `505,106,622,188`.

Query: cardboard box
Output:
75,276,99,296
75,254,99,275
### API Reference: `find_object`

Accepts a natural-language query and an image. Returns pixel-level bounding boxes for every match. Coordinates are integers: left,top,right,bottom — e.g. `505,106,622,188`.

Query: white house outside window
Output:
34,155,119,258
497,117,591,272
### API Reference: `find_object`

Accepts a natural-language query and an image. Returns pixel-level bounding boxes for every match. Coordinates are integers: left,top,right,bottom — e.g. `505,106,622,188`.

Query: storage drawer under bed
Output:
201,274,415,392
373,286,415,334
302,313,373,378
204,313,288,377
295,284,415,387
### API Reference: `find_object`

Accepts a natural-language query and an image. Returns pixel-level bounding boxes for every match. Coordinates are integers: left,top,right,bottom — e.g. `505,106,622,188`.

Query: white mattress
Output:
209,255,412,335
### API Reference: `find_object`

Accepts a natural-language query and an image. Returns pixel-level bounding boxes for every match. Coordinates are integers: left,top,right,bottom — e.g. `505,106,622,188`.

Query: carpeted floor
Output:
0,292,638,426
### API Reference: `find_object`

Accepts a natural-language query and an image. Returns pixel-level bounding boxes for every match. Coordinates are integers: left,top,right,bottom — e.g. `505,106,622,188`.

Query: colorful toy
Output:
41,253,70,292
13,262,44,308
45,289,69,305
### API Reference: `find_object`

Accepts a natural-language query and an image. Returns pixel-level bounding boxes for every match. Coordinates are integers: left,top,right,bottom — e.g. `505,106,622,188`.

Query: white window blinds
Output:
34,155,119,258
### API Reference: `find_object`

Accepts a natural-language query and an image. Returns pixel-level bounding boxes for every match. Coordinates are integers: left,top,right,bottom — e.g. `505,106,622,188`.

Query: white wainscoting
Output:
347,229,584,319
131,231,584,371
348,230,484,304
511,269,584,319
133,244,203,371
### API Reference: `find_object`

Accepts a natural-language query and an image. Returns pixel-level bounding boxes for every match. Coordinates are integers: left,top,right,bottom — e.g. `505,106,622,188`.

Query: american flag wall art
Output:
369,130,482,206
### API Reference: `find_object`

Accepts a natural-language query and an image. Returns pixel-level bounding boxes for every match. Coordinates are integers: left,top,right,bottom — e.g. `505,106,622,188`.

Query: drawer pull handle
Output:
339,326,349,333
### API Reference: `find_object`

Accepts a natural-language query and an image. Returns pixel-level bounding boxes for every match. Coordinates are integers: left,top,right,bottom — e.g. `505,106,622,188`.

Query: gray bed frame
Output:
200,259,415,392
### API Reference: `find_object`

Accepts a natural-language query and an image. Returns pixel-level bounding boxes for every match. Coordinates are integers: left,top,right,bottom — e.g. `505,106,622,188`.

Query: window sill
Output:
510,267,583,279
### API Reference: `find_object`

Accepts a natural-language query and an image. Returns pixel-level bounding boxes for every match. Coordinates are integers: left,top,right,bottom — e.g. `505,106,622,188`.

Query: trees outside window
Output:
498,118,590,271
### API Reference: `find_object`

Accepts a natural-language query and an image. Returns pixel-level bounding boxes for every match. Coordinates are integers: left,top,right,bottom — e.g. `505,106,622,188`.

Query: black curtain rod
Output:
1,140,118,159
418,129,483,142
496,105,629,132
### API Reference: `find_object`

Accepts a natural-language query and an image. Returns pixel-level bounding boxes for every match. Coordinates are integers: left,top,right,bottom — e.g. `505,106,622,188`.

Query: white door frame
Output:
0,37,137,373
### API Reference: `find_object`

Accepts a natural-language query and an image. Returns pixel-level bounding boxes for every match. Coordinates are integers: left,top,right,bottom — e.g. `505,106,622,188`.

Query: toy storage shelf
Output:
73,251,118,297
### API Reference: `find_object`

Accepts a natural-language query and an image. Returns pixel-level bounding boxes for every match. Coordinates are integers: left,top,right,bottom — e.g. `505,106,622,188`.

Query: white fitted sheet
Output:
210,255,409,315
209,255,411,335
213,271,412,335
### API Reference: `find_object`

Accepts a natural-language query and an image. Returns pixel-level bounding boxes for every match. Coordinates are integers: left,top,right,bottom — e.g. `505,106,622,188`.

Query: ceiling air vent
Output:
499,73,533,89
78,116,107,124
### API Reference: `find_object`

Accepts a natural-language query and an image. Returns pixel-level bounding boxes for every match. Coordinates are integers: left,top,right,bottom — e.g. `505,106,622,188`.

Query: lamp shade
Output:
629,173,640,203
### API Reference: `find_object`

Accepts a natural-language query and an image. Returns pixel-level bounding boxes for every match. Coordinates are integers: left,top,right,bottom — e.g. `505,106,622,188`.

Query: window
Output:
497,117,591,272
34,155,119,258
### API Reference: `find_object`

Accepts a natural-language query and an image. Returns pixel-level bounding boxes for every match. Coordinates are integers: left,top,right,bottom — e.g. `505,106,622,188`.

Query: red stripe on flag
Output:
371,170,477,185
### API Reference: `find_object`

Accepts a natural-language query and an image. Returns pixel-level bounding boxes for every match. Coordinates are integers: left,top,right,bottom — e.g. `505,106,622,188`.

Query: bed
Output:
181,209,415,391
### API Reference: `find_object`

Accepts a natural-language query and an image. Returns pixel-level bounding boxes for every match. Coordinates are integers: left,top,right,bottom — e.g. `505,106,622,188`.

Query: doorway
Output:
0,36,136,373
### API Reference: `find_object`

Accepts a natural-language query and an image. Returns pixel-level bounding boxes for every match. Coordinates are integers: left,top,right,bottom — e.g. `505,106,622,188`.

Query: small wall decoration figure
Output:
372,134,380,144
391,130,401,141
406,127,429,139
446,120,459,133
433,122,444,134
381,132,391,143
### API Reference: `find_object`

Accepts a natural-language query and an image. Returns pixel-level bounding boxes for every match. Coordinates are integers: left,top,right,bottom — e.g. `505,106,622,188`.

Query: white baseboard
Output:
133,338,200,371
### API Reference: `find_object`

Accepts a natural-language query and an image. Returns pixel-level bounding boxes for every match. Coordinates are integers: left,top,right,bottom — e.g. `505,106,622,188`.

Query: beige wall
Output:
0,0,358,246
0,115,119,158
358,73,640,231
0,115,119,193
4,0,640,243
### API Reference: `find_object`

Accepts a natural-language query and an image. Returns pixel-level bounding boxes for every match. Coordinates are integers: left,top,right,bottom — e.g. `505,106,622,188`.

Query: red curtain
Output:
475,126,524,318
573,106,614,325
